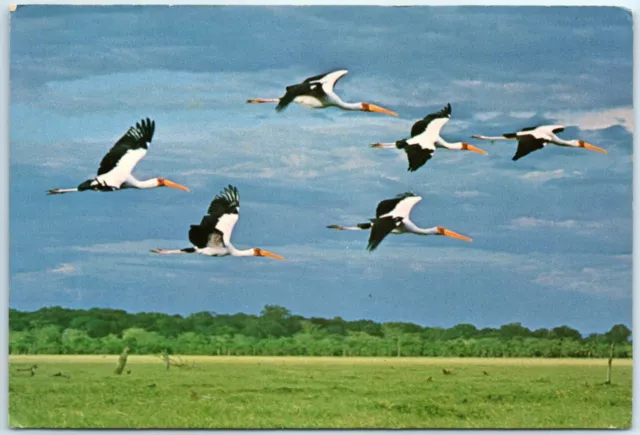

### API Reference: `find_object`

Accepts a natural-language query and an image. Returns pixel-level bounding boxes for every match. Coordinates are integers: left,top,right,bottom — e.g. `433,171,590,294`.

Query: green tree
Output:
606,324,631,343
32,325,62,353
61,328,95,354
549,325,582,341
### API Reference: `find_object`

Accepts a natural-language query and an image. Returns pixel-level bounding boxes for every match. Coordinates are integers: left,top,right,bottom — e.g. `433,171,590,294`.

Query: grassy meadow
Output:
8,355,632,429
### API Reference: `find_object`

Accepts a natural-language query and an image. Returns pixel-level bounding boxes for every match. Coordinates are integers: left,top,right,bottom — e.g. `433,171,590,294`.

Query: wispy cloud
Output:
520,169,570,183
509,111,537,119
547,107,633,133
66,240,181,255
535,266,629,300
49,263,78,275
453,190,485,198
508,217,604,235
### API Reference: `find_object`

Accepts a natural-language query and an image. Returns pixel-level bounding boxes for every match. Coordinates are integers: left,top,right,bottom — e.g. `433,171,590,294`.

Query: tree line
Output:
9,305,632,358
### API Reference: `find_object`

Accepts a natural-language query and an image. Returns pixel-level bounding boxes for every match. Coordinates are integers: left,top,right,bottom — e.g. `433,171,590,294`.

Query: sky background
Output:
9,5,633,334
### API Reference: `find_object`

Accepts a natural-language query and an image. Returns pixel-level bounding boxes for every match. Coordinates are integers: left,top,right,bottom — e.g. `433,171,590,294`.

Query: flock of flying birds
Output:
47,69,608,260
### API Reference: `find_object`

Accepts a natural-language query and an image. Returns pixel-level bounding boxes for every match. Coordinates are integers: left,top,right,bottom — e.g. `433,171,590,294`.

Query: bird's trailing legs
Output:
471,135,512,142
327,223,372,231
150,248,196,255
246,98,280,104
47,188,79,195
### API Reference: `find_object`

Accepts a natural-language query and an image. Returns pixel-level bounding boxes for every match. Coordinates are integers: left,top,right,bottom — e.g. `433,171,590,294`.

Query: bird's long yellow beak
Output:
462,143,489,155
160,179,190,192
437,227,472,242
257,249,285,261
364,103,398,117
581,141,607,154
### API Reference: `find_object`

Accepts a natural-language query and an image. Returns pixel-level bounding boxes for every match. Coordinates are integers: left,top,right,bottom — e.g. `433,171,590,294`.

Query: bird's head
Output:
252,248,285,261
436,227,472,242
360,102,398,117
577,140,607,154
461,142,488,155
156,177,190,192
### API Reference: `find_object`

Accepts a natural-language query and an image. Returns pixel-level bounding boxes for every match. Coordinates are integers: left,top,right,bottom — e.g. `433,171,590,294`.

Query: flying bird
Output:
246,70,398,116
47,118,189,195
150,185,285,260
327,192,472,251
371,103,487,172
471,125,607,161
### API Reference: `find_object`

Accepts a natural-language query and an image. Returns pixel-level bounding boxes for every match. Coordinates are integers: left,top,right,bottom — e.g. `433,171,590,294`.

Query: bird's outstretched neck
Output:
246,98,280,104
47,188,79,195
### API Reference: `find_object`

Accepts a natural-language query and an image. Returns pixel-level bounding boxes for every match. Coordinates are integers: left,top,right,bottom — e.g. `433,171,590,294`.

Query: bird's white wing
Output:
421,117,450,143
96,148,147,188
189,186,240,249
391,196,422,219
519,125,563,141
216,213,239,247
95,118,155,188
320,70,349,94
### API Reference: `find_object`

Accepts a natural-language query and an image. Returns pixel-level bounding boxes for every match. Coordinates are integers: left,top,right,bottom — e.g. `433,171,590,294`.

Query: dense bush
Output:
9,306,631,358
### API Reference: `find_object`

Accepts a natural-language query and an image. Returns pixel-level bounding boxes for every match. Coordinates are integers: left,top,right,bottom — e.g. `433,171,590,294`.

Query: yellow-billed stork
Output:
246,69,397,116
150,185,285,260
328,192,472,252
471,125,607,161
47,118,189,195
371,103,487,172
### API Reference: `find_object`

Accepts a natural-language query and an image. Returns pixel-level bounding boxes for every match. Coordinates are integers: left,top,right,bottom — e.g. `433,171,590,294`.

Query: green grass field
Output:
8,355,632,429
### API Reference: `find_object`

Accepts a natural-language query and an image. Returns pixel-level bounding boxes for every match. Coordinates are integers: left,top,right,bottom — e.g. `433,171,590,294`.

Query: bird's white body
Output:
96,148,148,189
293,95,326,109
409,117,450,151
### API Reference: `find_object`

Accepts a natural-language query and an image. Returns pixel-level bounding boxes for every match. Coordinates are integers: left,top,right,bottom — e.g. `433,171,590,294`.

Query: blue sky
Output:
9,5,633,334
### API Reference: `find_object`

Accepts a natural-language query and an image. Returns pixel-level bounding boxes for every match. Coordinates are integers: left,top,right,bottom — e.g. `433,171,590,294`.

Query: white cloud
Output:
509,217,604,233
546,107,633,133
520,169,568,183
453,190,485,198
535,266,629,300
49,263,78,275
509,111,537,119
452,80,534,94
65,240,182,255
473,112,501,122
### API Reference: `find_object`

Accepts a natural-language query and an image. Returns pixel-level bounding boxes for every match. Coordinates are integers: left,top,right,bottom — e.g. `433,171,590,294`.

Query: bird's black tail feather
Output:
395,140,408,149
77,180,94,191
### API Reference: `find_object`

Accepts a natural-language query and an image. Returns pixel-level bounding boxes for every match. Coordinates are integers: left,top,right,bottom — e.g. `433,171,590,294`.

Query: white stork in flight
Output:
47,118,189,195
471,125,607,161
150,185,285,260
246,69,398,116
371,103,487,172
328,192,472,252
